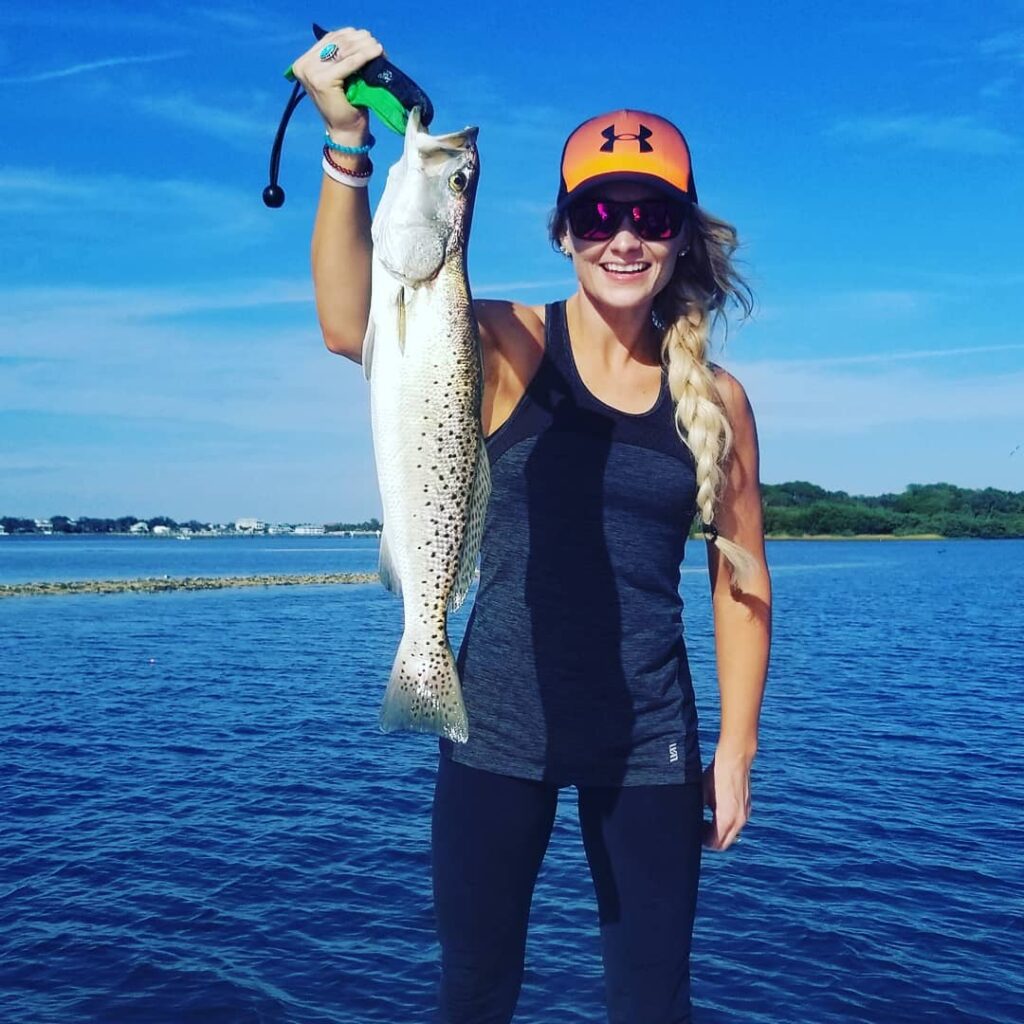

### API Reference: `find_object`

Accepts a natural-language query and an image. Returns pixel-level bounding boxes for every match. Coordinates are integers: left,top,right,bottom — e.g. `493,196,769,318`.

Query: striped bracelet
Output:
322,145,373,176
324,130,375,155
322,146,373,188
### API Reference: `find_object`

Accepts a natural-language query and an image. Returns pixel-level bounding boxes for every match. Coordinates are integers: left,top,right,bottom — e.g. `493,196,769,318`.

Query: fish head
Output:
372,106,480,287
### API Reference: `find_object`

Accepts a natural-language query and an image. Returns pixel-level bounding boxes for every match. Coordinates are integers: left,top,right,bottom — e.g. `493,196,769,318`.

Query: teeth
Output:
602,263,646,273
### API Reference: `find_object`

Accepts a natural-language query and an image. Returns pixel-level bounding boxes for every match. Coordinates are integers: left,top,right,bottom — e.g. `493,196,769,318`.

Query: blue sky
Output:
2,0,1022,522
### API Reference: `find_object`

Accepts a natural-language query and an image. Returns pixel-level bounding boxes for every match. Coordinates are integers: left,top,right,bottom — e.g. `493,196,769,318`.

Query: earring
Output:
560,244,572,257
678,247,689,258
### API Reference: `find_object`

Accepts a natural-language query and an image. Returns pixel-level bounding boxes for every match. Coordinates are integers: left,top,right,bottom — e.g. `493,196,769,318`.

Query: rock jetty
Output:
0,572,379,598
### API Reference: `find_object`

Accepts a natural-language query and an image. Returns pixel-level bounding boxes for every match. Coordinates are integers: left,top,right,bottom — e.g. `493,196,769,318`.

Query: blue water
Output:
1,536,1022,1023
0,534,382,584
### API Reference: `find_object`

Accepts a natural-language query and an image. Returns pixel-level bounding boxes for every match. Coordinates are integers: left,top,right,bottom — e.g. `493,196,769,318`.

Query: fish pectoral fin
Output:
378,527,402,597
449,436,491,612
361,319,375,381
396,286,406,354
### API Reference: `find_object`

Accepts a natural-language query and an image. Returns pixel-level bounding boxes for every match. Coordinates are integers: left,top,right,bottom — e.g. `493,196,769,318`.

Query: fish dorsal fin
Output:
361,319,375,381
449,436,491,612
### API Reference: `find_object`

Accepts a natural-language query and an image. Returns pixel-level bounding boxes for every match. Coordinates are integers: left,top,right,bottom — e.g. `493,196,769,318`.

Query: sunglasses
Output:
567,197,689,242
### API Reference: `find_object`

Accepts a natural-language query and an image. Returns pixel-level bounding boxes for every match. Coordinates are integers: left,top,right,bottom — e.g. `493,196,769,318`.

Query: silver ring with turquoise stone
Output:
318,42,340,62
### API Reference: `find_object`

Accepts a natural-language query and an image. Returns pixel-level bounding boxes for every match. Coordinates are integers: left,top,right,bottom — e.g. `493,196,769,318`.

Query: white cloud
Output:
731,357,1024,432
830,114,1019,155
979,75,1017,100
473,277,575,296
0,281,313,330
979,30,1024,64
133,93,276,146
0,51,186,84
754,288,936,326
777,342,1024,368
0,166,268,240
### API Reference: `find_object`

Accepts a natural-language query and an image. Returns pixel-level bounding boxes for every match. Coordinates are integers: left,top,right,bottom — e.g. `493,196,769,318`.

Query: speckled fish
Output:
362,106,488,743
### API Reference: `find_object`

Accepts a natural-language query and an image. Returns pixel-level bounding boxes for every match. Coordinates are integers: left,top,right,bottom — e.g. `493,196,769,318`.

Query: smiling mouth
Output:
600,262,650,277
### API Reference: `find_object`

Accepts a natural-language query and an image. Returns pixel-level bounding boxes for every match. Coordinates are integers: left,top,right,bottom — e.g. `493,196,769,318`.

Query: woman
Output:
293,26,771,1024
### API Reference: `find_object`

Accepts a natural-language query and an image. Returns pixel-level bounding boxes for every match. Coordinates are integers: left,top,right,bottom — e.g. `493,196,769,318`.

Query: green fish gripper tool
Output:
264,22,434,208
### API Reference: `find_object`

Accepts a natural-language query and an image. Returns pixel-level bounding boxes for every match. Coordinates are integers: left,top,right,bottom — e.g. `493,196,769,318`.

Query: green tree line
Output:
749,481,1024,538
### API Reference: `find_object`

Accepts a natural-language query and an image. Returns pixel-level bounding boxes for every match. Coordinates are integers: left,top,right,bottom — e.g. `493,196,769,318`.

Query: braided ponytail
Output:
654,206,759,590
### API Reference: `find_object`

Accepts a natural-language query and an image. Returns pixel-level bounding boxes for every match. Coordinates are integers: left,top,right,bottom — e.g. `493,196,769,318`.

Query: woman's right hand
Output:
289,27,385,140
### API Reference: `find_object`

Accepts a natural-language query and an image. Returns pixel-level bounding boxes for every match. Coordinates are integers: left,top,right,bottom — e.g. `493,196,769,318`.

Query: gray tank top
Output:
439,300,703,786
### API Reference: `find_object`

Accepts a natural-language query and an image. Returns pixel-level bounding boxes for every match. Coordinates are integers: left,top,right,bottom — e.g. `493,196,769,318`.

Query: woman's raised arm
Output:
291,28,386,363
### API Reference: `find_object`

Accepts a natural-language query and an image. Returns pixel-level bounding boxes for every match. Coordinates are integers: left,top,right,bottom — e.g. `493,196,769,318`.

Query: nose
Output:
608,219,645,254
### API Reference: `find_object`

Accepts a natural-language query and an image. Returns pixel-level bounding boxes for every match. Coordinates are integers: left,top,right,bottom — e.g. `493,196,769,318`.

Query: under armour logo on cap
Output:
600,123,654,153
557,109,697,207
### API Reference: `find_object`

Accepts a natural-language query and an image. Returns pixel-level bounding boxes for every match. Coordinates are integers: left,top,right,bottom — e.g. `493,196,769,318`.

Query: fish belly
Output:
369,271,486,741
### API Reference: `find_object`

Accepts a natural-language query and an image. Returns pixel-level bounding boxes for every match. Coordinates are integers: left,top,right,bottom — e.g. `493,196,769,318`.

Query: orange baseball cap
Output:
557,109,698,209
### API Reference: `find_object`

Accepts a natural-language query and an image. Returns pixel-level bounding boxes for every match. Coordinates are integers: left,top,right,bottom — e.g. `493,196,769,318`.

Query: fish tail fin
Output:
378,629,469,743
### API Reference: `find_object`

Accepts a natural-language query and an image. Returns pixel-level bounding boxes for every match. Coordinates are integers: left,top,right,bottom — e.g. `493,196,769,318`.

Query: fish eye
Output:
449,171,468,193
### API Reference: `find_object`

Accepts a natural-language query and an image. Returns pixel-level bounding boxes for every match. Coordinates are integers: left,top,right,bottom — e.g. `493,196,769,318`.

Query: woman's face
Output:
562,181,689,313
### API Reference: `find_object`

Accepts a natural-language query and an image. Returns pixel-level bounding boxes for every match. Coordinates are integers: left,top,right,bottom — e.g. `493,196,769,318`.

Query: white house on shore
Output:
235,518,266,534
129,522,149,534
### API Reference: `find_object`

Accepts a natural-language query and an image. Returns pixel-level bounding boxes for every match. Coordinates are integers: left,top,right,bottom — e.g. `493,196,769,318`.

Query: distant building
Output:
152,525,172,536
235,518,266,533
35,519,53,534
293,524,325,536
129,522,150,534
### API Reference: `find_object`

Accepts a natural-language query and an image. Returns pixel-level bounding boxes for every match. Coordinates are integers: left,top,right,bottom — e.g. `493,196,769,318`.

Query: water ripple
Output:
1,538,1022,1022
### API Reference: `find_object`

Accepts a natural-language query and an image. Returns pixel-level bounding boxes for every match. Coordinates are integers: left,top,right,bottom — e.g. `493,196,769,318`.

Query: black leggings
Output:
431,756,704,1024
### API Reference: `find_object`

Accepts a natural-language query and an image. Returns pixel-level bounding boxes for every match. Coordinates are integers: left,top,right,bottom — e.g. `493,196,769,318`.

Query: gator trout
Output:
363,107,488,743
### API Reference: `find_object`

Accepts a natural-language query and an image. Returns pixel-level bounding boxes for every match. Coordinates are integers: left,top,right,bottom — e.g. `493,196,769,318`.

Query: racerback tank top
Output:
439,299,703,786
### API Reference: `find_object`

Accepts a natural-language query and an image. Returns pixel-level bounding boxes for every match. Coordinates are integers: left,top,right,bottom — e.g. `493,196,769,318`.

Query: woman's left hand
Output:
701,747,754,851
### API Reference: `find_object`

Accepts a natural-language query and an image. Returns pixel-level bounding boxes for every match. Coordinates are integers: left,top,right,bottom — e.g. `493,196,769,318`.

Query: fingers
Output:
703,808,748,851
701,752,754,852
291,27,384,88
289,27,383,135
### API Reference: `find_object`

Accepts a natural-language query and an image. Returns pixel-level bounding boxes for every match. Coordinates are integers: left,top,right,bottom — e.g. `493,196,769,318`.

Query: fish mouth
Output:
405,105,478,159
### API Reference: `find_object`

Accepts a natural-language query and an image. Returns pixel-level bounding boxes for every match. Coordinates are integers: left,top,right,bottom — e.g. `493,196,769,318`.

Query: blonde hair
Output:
549,202,760,592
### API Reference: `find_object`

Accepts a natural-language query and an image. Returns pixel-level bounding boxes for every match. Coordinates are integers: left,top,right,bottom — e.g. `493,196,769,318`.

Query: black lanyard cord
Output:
263,81,306,208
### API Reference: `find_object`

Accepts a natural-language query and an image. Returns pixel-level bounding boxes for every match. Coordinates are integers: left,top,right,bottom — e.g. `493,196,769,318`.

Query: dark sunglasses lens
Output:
568,198,688,240
568,200,615,240
633,200,686,240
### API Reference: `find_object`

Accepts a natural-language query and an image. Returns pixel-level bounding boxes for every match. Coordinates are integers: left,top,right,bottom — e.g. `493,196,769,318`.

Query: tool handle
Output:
283,24,434,134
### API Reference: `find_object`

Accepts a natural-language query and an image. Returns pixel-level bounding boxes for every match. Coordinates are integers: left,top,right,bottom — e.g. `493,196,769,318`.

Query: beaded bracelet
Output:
324,130,375,155
322,146,373,188
322,145,373,176
322,157,371,188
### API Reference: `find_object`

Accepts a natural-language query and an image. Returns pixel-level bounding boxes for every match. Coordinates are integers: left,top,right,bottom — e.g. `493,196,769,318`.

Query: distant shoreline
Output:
0,531,981,542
